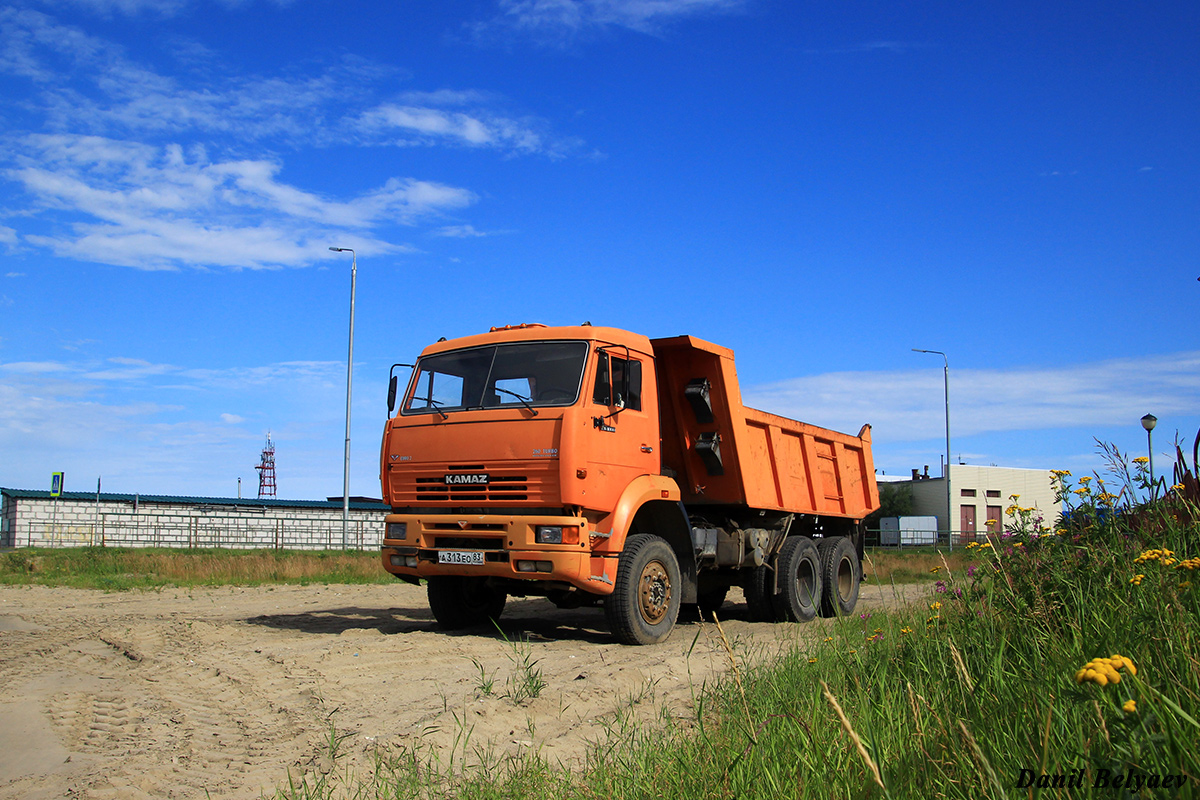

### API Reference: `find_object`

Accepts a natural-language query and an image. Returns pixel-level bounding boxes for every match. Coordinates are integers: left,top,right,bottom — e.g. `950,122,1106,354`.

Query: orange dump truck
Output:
380,324,879,644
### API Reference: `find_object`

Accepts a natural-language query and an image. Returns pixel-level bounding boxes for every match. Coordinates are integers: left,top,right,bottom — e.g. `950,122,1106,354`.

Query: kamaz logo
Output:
444,473,489,485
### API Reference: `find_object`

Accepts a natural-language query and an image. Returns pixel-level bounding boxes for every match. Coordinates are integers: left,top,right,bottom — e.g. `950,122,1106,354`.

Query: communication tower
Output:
255,433,277,499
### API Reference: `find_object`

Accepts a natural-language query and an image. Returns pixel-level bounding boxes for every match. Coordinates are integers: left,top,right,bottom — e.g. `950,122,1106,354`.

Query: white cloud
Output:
9,134,473,269
2,10,576,156
742,351,1200,442
1,360,72,373
433,224,489,238
219,412,245,424
479,0,747,43
355,100,575,156
0,228,17,246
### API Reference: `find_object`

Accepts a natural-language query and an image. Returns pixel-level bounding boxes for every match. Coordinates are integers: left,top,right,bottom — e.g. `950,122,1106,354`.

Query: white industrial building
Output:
888,465,1060,545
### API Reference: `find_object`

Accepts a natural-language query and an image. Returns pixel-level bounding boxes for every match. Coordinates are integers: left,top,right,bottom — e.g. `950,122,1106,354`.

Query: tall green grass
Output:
0,547,391,589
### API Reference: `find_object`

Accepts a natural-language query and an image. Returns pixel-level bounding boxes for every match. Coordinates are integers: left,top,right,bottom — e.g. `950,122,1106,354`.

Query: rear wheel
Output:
744,563,777,621
817,537,860,617
772,536,821,622
427,576,506,630
605,534,681,645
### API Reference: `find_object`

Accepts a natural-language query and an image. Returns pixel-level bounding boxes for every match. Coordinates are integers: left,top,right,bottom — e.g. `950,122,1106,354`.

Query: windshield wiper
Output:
494,387,539,417
414,396,449,420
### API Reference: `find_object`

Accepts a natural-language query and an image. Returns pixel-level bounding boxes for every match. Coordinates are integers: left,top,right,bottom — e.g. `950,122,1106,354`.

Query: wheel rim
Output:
796,559,817,605
638,560,671,625
836,556,853,600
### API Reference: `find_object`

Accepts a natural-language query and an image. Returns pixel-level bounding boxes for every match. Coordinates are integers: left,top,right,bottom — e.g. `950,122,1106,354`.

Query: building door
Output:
960,504,976,545
986,505,1002,539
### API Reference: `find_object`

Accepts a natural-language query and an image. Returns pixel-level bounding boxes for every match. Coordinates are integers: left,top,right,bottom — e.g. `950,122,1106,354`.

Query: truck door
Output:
585,347,659,511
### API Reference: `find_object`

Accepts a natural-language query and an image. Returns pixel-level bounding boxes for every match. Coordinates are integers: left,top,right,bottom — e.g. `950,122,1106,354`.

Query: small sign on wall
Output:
51,472,64,497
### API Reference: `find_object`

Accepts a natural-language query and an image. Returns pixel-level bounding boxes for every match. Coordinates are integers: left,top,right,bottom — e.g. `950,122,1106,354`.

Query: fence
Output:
4,510,383,551
865,528,1004,549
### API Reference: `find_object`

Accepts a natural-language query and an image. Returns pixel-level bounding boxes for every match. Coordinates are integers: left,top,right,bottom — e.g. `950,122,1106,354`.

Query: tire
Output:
744,563,777,622
817,536,860,617
696,585,729,620
427,576,506,630
772,536,821,623
605,534,682,645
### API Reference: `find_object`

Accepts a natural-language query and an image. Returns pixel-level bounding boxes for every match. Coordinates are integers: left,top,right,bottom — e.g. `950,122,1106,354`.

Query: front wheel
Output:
605,534,681,645
427,576,506,630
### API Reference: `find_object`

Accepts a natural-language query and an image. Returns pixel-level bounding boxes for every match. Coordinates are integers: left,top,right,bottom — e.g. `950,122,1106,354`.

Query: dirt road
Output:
0,580,923,799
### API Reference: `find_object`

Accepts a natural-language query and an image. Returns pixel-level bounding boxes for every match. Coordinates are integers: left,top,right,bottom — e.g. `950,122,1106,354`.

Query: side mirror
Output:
388,363,414,416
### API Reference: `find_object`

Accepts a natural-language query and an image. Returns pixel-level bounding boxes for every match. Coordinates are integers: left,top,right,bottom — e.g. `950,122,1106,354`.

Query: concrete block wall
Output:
1,490,388,550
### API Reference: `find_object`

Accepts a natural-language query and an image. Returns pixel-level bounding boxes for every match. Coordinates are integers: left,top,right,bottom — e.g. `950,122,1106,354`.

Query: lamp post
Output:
913,349,952,551
1141,413,1157,496
329,246,357,550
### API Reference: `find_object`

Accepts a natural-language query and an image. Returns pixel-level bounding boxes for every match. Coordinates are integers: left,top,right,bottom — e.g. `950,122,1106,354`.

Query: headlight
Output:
535,525,563,544
386,522,407,540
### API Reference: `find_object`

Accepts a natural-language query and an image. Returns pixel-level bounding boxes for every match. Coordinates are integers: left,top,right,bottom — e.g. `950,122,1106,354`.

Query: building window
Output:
986,490,1000,499
961,489,977,497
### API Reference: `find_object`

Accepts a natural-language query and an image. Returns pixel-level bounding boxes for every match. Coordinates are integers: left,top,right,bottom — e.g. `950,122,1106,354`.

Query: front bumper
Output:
379,512,617,595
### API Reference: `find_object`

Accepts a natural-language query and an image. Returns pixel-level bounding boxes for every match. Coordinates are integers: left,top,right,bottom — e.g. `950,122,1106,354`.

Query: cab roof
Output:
419,324,653,358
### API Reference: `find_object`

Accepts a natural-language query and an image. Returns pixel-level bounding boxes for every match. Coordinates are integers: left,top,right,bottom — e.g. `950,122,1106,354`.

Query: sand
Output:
0,579,922,799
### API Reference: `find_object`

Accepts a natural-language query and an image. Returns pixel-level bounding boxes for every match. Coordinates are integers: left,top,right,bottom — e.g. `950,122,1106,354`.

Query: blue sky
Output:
1,0,1197,500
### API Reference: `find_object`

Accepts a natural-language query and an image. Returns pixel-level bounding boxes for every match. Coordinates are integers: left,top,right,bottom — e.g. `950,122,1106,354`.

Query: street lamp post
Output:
1141,413,1157,497
329,246,357,550
913,349,952,551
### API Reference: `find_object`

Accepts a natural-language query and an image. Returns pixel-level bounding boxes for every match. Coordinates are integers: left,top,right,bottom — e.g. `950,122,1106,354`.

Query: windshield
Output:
404,341,590,415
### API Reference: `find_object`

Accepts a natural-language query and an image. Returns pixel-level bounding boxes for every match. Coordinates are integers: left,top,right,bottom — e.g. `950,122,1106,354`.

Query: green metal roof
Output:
1,487,388,511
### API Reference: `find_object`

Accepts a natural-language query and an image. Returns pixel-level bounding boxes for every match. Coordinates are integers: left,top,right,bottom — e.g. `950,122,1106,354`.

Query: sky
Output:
1,0,1197,500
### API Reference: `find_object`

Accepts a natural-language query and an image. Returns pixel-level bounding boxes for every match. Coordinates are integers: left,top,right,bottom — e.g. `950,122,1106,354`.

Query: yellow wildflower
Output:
1130,574,1144,586
930,566,942,573
1172,483,1185,492
1179,581,1192,591
1133,456,1149,464
1074,654,1136,686
1079,476,1092,485
900,627,912,634
1074,488,1088,496
1122,699,1137,714
930,601,943,611
824,636,834,642
1135,548,1175,564
966,541,980,550
1176,557,1200,571
808,658,818,664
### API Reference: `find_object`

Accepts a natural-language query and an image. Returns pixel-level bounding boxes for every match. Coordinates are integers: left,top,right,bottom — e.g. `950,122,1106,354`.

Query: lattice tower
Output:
255,432,277,499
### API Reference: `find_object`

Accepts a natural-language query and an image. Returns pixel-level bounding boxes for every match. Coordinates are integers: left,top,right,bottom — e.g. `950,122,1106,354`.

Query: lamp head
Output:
1141,414,1157,432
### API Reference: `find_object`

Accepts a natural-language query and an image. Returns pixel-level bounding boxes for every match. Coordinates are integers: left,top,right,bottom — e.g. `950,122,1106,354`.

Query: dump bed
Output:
652,336,879,519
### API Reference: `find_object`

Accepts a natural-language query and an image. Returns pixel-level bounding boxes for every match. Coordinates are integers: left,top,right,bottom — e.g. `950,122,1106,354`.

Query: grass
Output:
0,546,392,590
863,546,973,584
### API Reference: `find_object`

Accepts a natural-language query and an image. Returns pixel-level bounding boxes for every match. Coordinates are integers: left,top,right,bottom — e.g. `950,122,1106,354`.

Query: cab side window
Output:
592,350,642,411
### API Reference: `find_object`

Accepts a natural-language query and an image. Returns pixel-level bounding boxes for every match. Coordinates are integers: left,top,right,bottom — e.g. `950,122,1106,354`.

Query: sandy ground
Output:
0,579,925,799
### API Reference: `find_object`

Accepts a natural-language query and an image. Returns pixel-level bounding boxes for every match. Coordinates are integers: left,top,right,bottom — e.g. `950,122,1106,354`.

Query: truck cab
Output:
380,323,878,644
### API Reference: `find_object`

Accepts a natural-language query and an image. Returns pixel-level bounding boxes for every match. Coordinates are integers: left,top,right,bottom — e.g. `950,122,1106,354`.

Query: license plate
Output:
438,551,484,566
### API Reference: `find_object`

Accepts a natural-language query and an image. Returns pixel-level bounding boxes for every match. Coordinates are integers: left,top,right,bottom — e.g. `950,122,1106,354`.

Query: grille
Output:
390,460,558,506
414,475,528,502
